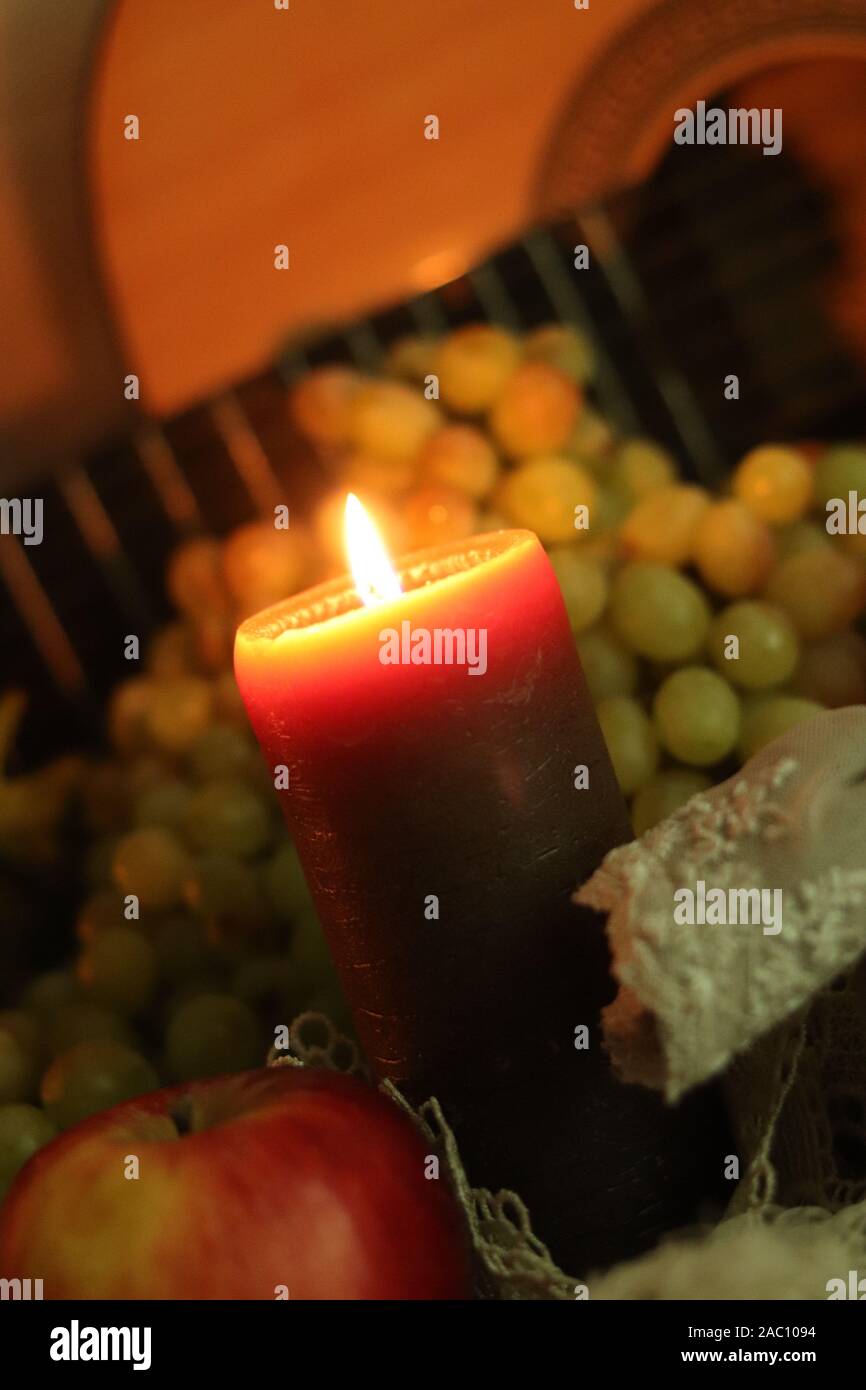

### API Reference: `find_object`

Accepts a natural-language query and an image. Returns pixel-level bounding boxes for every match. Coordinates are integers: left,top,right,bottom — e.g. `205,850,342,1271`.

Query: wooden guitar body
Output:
1,0,865,471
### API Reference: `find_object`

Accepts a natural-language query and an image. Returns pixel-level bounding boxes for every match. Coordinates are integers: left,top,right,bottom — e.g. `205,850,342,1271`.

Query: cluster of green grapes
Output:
291,323,600,570
285,323,866,835
0,622,348,1197
1,317,865,1200
578,439,866,830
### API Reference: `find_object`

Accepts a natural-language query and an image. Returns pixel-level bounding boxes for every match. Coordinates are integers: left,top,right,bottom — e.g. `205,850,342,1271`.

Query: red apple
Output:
0,1067,472,1299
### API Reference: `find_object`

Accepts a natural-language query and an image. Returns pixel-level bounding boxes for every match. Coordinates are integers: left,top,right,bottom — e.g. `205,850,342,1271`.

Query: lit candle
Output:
235,499,725,1272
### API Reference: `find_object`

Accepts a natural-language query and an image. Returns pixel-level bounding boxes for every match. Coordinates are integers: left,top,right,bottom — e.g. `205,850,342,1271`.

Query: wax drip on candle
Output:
345,494,403,608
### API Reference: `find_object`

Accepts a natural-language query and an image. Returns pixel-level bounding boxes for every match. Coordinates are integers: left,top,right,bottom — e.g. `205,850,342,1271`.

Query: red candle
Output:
235,500,725,1272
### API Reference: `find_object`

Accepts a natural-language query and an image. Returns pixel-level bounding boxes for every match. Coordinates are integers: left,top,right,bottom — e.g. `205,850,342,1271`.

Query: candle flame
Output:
345,494,402,608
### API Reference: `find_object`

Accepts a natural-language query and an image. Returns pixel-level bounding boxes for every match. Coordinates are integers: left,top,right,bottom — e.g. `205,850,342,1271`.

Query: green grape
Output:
41,1042,159,1129
107,677,157,755
187,725,257,782
707,601,799,690
264,841,313,920
167,537,229,618
21,970,80,1016
290,364,362,445
45,1001,136,1059
346,378,439,464
565,405,614,464
631,769,712,837
199,863,277,960
184,853,269,925
417,424,499,500
587,485,630,535
127,754,172,799
75,888,128,943
831,525,866,566
0,1009,40,1055
184,779,273,858
597,696,659,796
548,547,608,633
76,926,158,1017
0,765,72,867
435,324,522,414
765,548,866,639
496,455,596,543
348,380,440,460
152,914,225,990
619,484,709,567
610,438,677,500
812,445,866,509
793,631,866,707
0,1022,38,1104
576,626,639,702
222,521,314,616
610,563,710,663
157,982,223,1033
524,323,595,384
738,696,824,763
384,334,440,385
733,444,813,524
693,499,776,597
133,778,193,836
653,667,741,767
144,676,214,755
774,519,831,562
145,621,196,678
165,994,263,1081
340,445,418,498
0,1104,57,1198
490,363,579,458
112,827,191,911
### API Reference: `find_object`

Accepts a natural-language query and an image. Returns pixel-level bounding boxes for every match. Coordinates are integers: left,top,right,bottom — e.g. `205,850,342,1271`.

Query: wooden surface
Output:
88,0,649,420
3,0,866,473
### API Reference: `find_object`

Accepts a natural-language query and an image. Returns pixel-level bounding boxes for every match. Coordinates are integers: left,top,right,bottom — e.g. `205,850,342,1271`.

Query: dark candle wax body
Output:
236,532,727,1273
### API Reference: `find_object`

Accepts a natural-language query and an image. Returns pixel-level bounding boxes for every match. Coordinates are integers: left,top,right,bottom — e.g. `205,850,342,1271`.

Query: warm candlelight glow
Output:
345,494,402,608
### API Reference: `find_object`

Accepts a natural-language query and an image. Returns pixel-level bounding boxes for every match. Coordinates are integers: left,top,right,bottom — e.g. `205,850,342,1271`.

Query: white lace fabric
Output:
577,707,866,1106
